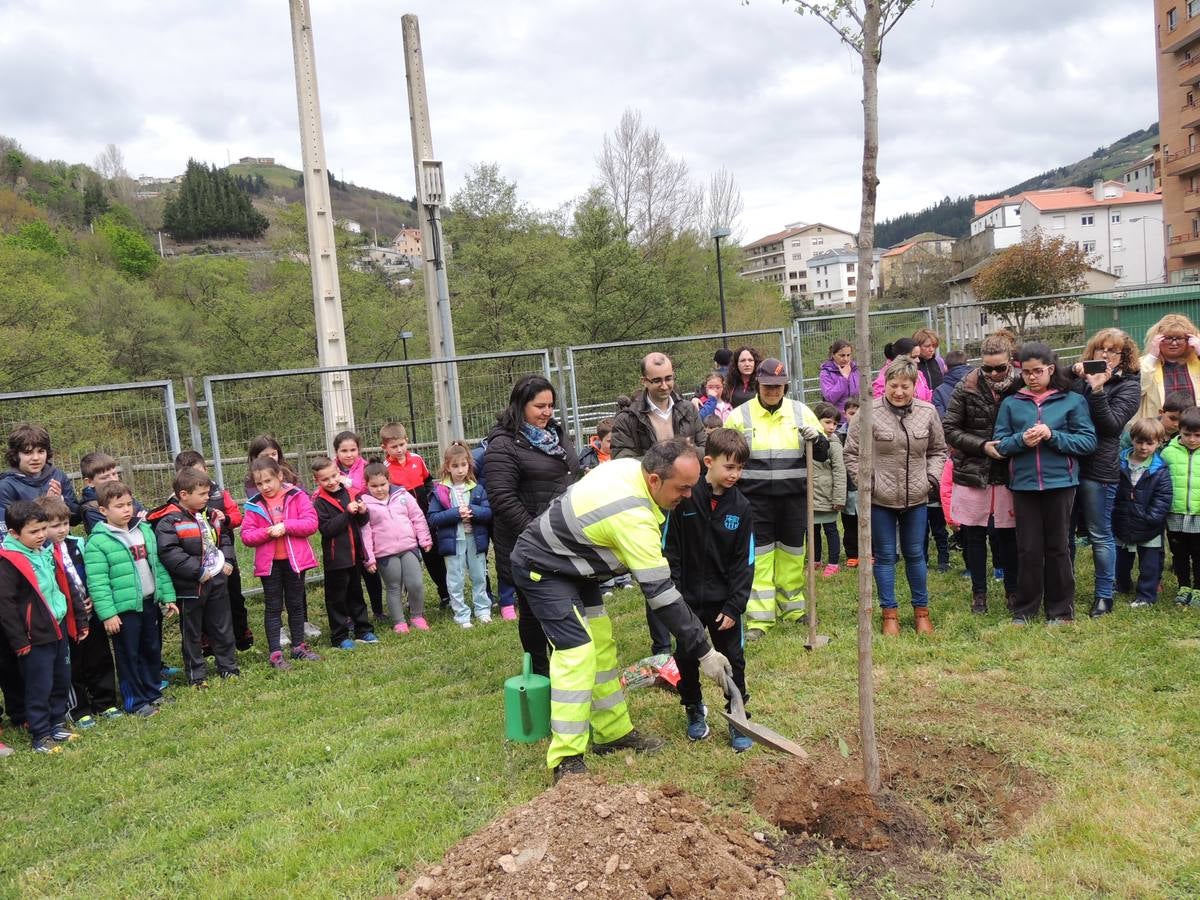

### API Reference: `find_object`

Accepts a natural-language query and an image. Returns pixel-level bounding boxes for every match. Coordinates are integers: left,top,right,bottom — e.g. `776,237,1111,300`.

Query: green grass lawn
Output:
1,556,1199,898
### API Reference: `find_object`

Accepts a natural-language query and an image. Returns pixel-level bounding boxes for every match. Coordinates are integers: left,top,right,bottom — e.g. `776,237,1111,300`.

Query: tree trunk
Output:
855,0,883,796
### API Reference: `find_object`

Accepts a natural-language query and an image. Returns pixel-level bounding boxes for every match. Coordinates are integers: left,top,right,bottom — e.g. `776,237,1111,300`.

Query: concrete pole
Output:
402,14,464,444
289,0,355,449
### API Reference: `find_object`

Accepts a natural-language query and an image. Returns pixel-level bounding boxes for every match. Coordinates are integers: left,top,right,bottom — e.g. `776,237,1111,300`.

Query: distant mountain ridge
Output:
874,123,1159,248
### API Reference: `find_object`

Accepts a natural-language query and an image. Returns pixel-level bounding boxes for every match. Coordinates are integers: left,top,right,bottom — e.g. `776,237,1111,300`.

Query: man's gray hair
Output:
641,352,672,376
642,437,699,478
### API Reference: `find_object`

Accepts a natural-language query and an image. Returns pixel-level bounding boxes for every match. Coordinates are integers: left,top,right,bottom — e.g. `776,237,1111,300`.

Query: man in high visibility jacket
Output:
727,357,829,640
511,438,733,781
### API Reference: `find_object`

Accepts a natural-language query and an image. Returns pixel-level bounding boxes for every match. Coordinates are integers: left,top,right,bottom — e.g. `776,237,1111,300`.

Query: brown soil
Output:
397,778,784,899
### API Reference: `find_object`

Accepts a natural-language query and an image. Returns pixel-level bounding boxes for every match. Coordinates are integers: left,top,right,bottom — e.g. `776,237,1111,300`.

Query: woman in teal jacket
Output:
993,343,1097,625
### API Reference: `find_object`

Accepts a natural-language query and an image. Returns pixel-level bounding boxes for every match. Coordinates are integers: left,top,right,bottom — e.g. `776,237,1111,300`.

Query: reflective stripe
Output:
591,690,626,711
750,588,776,600
748,449,805,463
539,516,594,577
777,542,806,556
584,605,608,620
746,609,776,621
551,718,590,735
756,542,776,555
595,667,619,684
632,564,671,582
741,468,807,480
551,688,593,704
575,496,651,527
780,600,806,612
646,586,683,610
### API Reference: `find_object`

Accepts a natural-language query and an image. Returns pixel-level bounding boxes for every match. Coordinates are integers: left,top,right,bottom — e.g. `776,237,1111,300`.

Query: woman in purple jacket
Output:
819,340,860,413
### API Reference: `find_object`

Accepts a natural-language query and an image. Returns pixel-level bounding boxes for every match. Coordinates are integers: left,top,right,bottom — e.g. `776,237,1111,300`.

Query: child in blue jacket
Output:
427,442,492,628
993,344,1097,624
1114,418,1173,607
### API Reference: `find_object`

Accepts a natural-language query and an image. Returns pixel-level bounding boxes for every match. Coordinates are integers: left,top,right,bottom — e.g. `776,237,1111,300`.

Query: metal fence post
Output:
183,377,205,454
791,320,805,403
203,377,225,491
551,347,571,440
566,347,583,449
163,380,182,458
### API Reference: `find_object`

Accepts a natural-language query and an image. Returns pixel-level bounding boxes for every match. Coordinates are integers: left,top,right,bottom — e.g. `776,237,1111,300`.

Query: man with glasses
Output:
610,352,706,654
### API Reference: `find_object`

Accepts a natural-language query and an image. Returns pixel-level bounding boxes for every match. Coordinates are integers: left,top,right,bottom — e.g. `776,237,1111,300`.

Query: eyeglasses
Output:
643,374,675,386
1163,335,1188,344
1021,367,1051,378
980,364,1009,374
1098,348,1122,356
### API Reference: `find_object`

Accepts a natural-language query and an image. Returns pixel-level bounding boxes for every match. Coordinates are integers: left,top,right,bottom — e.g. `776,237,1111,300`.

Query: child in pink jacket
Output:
360,462,433,634
241,457,319,669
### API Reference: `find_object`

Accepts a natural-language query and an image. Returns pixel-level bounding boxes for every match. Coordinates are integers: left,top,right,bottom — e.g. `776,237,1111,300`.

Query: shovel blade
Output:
717,709,809,759
804,634,831,650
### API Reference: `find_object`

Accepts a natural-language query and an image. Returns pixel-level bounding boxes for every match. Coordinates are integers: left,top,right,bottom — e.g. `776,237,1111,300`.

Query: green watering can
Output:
504,653,550,743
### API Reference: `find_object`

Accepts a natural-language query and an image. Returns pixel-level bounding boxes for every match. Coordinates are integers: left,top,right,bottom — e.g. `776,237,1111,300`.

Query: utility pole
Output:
289,0,354,448
402,14,464,443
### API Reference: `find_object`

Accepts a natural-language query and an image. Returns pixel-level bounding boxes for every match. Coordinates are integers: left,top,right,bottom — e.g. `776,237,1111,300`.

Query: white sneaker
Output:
478,616,492,625
279,628,291,647
303,621,322,639
459,621,473,629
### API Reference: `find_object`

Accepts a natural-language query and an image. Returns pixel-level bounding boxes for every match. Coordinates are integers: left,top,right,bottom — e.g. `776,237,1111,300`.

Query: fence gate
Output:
203,350,551,495
0,380,182,507
563,329,787,443
790,308,933,403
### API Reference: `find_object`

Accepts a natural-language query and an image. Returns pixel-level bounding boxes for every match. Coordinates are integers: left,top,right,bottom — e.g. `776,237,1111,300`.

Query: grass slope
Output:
1,556,1199,897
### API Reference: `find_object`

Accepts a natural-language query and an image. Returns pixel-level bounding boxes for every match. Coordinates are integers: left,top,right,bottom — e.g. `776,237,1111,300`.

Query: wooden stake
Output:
805,439,829,650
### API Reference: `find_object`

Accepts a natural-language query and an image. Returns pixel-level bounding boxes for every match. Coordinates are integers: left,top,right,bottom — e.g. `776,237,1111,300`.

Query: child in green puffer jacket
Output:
1161,407,1200,606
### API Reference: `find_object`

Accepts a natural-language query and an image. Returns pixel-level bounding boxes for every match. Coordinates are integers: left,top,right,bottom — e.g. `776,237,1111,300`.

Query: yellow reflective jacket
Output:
513,458,710,657
727,396,829,497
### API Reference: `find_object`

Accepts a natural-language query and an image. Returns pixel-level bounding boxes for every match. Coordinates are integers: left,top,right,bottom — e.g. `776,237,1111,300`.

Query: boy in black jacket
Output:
0,501,88,752
148,468,241,686
1114,418,1173,608
312,457,377,649
664,428,755,752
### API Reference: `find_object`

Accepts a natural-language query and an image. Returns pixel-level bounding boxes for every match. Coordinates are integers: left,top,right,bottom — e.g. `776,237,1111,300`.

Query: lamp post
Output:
1130,215,1164,284
400,330,417,442
711,226,732,347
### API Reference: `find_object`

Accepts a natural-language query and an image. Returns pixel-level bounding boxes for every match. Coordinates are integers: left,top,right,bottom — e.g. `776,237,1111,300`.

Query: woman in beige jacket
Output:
845,357,948,636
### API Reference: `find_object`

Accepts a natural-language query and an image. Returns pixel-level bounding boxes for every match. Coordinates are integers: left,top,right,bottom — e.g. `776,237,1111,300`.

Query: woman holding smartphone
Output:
1067,329,1141,618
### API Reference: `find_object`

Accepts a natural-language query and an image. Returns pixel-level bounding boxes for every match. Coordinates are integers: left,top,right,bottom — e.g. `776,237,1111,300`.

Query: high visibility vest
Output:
728,397,821,496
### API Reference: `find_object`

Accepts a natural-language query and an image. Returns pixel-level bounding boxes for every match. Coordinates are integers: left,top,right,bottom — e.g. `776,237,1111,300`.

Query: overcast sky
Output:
0,0,1158,243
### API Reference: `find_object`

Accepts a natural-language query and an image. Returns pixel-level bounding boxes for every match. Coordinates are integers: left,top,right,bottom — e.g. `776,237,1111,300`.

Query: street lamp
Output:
400,330,417,443
1130,216,1164,284
711,226,732,347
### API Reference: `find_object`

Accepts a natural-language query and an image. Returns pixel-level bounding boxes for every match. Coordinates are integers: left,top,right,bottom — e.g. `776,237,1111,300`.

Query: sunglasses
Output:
980,364,1009,374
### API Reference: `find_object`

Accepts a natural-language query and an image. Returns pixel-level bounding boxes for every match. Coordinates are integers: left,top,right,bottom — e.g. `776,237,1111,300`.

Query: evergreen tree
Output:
162,159,268,241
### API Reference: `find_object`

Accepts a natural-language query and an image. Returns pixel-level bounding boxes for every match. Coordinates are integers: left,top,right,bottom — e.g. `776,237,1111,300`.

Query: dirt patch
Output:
397,778,783,899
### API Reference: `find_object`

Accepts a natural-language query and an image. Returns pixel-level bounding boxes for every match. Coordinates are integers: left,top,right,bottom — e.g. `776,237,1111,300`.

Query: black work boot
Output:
552,754,587,783
593,729,665,755
971,591,988,614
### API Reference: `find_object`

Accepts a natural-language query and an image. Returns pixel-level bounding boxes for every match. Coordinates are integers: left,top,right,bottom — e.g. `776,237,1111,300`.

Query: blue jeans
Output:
445,538,491,624
1076,479,1117,600
871,504,929,609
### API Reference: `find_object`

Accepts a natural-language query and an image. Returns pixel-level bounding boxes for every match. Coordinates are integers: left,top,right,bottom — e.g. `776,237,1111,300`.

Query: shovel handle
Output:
724,674,746,718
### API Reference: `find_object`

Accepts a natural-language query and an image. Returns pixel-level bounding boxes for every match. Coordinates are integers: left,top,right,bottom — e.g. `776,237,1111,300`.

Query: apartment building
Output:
807,247,883,309
1155,0,1200,282
739,221,855,298
1120,153,1160,194
880,232,957,292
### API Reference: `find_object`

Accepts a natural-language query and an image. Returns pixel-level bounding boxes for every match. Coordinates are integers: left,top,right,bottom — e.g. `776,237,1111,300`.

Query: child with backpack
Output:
427,442,493,628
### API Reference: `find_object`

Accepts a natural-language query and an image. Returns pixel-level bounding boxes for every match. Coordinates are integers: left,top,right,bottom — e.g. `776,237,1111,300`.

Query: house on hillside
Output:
738,221,855,299
970,180,1164,285
1120,151,1160,194
238,156,276,165
338,218,362,234
880,232,957,291
392,227,423,265
806,247,883,309
943,257,1119,345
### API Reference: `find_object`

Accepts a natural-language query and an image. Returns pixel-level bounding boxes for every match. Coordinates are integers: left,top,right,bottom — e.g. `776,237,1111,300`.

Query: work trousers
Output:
21,634,70,741
110,598,165,712
745,491,808,633
180,577,238,683
1012,488,1076,621
69,611,118,717
323,566,372,645
512,556,633,770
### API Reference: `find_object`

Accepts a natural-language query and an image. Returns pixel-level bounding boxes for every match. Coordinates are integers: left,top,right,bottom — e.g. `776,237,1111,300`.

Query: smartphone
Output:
1082,359,1107,375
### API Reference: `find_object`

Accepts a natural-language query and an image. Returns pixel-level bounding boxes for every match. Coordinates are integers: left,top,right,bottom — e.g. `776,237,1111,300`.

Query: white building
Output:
1120,153,1158,194
739,221,855,298
806,247,883,308
970,181,1164,285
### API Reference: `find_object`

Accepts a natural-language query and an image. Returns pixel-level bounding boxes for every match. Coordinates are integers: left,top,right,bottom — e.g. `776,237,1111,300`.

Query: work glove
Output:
798,423,822,442
698,648,733,686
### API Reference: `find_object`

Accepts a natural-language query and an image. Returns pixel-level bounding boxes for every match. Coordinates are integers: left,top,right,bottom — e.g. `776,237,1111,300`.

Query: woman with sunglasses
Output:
942,330,1022,614
1138,314,1200,420
993,343,1097,625
1066,329,1141,618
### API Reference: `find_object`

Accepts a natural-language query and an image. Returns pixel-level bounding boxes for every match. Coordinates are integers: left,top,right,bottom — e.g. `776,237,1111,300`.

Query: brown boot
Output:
881,608,900,636
914,606,934,635
971,591,988,614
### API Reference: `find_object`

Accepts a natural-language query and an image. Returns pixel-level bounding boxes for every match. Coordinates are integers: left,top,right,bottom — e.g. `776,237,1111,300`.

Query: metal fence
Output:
791,307,934,403
203,350,552,494
564,329,788,443
0,381,182,507
937,299,1086,356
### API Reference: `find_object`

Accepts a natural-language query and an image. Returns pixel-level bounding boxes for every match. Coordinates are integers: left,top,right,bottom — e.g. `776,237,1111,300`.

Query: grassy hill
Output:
875,123,1160,247
225,161,418,242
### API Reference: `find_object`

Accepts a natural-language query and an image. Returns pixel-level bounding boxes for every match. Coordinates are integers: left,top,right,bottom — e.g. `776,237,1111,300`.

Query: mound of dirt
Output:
398,778,783,899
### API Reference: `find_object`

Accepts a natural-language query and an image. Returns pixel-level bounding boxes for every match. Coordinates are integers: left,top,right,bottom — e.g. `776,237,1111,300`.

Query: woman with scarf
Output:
722,345,762,409
485,376,580,676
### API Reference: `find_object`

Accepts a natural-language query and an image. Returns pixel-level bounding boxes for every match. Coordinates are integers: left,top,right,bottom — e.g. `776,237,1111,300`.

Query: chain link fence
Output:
0,381,182,508
203,351,551,497
563,329,788,443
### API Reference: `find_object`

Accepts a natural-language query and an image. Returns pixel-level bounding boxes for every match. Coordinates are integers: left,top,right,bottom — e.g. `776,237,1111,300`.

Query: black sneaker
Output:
191,680,209,690
552,755,587,783
32,737,61,754
593,729,665,755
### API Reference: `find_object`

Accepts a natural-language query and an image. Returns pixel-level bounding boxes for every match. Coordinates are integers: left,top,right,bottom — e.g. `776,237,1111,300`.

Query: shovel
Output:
716,675,808,759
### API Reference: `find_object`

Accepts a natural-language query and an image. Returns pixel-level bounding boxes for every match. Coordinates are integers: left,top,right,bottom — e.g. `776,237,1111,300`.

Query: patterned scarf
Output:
520,422,565,458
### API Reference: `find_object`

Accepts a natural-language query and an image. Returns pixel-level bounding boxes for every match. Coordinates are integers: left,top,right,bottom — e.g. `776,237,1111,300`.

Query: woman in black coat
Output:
1067,328,1142,618
484,375,580,676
